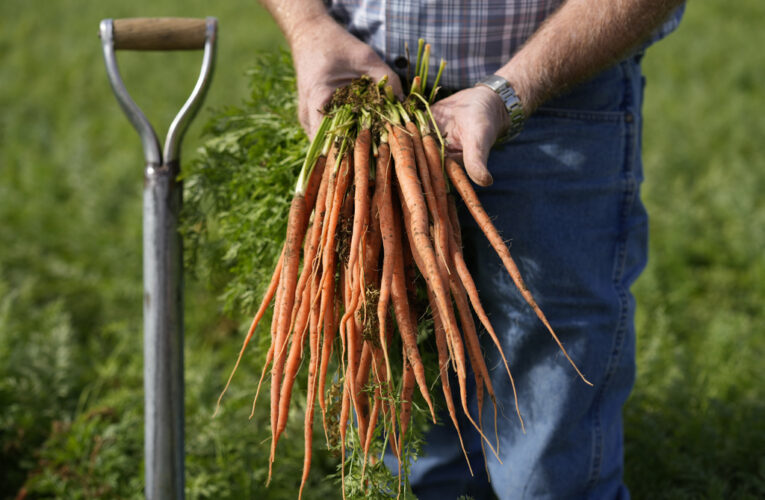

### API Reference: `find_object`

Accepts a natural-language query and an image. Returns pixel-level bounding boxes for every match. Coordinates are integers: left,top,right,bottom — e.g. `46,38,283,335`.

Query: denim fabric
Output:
388,56,648,499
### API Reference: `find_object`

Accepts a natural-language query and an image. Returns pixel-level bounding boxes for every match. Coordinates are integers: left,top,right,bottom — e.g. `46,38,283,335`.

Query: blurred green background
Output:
1,0,763,498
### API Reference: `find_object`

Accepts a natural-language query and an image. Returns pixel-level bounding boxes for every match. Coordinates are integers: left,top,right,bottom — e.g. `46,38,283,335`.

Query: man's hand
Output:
431,86,510,187
289,16,403,138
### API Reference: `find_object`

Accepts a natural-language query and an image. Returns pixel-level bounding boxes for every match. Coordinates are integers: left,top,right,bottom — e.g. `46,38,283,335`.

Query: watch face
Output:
479,74,507,92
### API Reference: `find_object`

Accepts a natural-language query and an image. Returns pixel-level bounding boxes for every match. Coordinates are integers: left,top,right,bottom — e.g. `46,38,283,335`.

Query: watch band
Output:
475,74,525,141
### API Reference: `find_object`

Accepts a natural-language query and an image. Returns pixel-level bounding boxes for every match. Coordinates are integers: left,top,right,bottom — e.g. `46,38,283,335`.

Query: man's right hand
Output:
289,15,403,139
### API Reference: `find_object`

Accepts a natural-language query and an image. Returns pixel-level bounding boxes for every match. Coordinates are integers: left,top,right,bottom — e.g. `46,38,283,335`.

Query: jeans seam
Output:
585,59,638,495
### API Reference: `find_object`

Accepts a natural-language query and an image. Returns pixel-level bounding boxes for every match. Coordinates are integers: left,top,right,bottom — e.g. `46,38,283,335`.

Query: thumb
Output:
307,110,324,140
462,136,494,187
305,87,334,140
387,72,405,101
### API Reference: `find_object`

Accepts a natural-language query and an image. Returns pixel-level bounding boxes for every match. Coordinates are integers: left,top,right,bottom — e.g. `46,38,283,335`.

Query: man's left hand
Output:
431,86,511,187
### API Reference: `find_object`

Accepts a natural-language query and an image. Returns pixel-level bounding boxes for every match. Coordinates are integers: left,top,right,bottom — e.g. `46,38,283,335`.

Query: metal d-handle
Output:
99,17,217,166
99,17,217,500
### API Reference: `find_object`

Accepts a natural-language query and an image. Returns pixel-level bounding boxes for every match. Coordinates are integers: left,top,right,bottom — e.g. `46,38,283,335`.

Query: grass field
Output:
1,1,763,498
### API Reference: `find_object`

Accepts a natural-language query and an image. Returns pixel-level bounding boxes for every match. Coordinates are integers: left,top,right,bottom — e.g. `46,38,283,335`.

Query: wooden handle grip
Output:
113,18,207,50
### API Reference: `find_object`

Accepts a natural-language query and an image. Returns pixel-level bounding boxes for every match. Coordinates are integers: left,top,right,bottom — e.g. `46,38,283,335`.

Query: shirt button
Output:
393,56,408,69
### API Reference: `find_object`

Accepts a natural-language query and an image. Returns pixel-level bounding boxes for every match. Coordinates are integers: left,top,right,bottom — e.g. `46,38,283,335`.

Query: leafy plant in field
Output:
182,51,306,316
0,280,81,495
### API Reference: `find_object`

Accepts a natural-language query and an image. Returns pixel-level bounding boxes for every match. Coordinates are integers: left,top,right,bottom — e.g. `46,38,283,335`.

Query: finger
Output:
462,136,493,187
430,102,449,137
387,72,404,100
305,88,334,139
308,109,324,140
298,103,311,136
298,97,322,138
430,99,463,151
367,66,404,100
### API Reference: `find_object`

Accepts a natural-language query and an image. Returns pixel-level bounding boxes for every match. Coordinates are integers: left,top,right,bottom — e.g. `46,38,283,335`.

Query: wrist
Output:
474,74,525,141
472,85,511,133
284,10,335,50
495,60,540,115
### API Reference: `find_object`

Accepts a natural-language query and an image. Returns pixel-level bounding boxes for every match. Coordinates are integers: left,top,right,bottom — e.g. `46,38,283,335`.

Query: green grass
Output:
625,2,765,497
1,0,763,498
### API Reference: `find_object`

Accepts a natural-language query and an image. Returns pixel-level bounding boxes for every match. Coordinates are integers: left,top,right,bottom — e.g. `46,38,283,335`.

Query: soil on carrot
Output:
362,286,381,345
336,204,354,266
325,377,344,455
327,75,385,114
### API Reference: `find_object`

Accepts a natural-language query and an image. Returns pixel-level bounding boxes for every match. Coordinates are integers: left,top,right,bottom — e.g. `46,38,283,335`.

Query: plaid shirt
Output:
328,0,684,90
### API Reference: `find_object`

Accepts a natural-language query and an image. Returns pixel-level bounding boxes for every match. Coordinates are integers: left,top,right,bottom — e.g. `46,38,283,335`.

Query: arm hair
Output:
497,0,684,113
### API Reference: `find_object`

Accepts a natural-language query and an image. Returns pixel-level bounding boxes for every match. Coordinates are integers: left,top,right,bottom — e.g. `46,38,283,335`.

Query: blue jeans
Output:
394,56,648,499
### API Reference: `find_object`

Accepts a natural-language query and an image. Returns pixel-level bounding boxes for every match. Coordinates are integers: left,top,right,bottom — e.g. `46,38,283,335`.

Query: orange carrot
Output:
268,193,310,481
275,277,312,439
289,153,333,330
298,256,326,500
388,124,463,399
347,127,372,281
389,207,436,422
456,274,495,471
264,152,331,482
398,189,498,458
398,353,416,451
363,175,383,288
450,269,499,453
448,232,524,429
355,341,372,449
427,286,473,475
337,187,368,441
268,152,325,454
406,120,450,274
422,133,450,228
303,155,327,218
355,200,383,450
472,353,490,481
215,246,284,416
341,266,363,428
317,153,353,429
375,140,395,381
397,347,416,499
317,152,352,344
255,269,285,421
317,266,338,435
445,157,592,386
360,384,382,481
446,201,512,447
447,194,462,249
339,382,350,500
281,154,328,347
316,145,339,265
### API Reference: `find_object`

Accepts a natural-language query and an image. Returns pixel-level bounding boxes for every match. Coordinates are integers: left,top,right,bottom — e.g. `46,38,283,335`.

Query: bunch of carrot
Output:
215,42,590,498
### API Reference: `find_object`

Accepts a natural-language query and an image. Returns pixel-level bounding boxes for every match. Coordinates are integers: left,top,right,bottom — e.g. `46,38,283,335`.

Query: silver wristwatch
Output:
475,74,525,142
